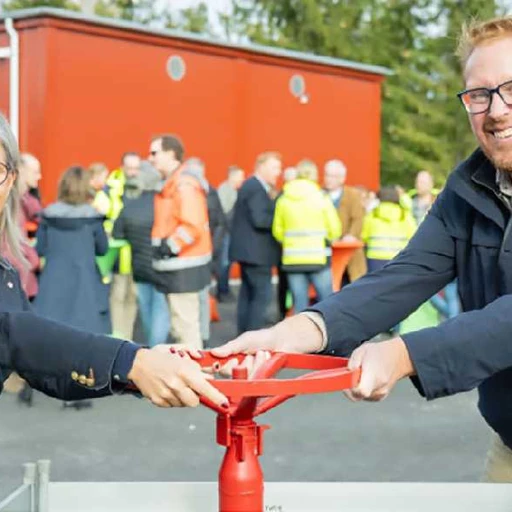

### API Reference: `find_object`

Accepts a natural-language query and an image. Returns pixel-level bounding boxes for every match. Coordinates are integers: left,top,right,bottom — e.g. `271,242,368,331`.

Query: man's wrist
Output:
273,314,325,354
300,312,328,352
392,337,416,379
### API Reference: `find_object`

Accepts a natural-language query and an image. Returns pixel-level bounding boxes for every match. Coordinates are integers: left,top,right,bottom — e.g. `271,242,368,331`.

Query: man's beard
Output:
483,147,512,173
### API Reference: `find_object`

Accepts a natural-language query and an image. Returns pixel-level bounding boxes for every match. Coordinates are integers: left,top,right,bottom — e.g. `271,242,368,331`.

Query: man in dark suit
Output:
230,152,282,334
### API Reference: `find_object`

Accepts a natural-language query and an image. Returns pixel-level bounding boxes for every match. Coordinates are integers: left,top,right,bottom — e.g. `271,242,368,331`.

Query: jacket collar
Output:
449,148,508,229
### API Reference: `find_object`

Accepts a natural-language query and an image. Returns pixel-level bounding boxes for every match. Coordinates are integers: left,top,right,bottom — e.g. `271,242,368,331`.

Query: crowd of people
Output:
10,137,458,384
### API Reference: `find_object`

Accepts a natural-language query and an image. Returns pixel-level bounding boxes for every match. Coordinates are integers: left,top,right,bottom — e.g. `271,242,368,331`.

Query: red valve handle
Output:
196,351,360,417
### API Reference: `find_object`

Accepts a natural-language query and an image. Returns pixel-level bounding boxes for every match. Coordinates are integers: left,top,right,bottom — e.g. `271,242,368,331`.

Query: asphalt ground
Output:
1,288,491,495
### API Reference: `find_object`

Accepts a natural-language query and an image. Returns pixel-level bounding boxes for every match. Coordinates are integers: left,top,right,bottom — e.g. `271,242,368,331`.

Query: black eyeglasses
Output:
0,162,12,186
457,79,512,115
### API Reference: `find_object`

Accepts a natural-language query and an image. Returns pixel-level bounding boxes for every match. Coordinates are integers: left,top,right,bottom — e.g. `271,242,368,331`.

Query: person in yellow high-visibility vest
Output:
106,152,141,339
362,186,417,273
272,159,341,313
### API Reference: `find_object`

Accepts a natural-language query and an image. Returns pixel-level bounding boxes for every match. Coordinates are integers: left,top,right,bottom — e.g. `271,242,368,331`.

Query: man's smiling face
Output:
465,37,512,171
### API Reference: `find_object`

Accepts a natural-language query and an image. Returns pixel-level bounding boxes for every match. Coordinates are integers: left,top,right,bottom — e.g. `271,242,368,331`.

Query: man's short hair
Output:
457,17,512,67
184,157,205,178
228,165,244,176
153,134,185,162
296,159,318,182
89,162,109,177
254,151,281,170
324,159,347,179
378,186,400,205
121,151,140,165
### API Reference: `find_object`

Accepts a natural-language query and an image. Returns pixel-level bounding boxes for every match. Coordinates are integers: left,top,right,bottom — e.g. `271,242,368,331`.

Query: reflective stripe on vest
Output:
282,248,326,257
152,253,212,271
366,235,408,260
175,226,195,245
284,229,327,237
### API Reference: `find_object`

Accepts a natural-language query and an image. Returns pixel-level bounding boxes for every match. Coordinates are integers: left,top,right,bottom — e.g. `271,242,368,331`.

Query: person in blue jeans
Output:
135,281,170,346
112,162,170,346
272,159,341,314
287,266,333,313
430,280,460,320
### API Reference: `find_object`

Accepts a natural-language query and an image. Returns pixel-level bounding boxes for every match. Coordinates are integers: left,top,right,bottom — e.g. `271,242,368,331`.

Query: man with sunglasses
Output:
149,135,211,350
213,17,512,480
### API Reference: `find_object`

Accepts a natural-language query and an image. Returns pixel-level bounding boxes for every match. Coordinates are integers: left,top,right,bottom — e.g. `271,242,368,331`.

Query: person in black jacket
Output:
0,113,227,410
212,17,512,481
229,152,281,334
113,164,170,347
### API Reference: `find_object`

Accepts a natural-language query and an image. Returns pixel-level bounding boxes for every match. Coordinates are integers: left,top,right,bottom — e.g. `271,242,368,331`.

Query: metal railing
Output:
0,460,50,512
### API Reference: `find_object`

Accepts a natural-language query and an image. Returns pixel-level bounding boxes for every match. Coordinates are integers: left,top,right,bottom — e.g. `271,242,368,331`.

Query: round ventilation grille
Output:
167,55,186,81
289,74,306,97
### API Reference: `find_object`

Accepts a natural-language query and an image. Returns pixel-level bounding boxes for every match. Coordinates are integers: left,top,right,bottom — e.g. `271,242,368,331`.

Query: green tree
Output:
3,0,79,10
228,0,501,186
175,2,210,34
93,0,159,23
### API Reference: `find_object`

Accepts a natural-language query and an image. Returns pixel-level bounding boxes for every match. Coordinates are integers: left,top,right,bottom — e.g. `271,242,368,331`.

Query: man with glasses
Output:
213,16,512,480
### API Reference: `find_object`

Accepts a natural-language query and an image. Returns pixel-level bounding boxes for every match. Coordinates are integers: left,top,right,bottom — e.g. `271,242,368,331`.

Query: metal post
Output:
36,460,50,512
23,463,36,512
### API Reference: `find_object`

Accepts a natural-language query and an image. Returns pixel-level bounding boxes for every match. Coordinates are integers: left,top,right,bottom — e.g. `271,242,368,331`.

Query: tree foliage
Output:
229,0,501,186
3,0,79,10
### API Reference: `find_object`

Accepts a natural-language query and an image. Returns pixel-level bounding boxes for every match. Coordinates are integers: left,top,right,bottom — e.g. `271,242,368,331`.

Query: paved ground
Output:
1,290,491,495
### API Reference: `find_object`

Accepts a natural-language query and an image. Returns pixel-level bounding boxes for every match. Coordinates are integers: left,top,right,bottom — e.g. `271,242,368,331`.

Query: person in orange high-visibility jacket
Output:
149,134,212,349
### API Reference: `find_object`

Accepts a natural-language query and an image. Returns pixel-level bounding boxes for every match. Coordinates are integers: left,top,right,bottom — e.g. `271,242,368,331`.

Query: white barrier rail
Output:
0,460,50,512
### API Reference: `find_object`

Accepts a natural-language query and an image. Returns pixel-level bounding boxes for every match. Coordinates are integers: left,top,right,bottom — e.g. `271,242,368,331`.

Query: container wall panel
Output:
243,62,380,190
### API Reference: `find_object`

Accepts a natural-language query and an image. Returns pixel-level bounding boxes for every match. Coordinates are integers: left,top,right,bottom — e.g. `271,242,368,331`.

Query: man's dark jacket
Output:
229,176,280,267
207,185,227,275
311,148,512,449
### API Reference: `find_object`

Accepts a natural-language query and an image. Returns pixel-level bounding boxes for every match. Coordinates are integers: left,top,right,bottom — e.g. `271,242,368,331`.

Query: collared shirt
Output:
328,188,343,208
255,174,271,194
496,169,512,198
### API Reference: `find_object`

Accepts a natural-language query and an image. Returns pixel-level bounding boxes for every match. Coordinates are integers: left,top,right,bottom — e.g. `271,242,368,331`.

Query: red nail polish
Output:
178,350,185,358
169,347,176,354
221,402,229,409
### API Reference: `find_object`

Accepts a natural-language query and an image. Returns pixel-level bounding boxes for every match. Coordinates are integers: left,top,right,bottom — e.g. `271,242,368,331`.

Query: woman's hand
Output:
127,346,228,408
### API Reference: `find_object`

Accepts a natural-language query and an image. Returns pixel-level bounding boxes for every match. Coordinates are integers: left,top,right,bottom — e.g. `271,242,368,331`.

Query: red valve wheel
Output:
196,351,360,417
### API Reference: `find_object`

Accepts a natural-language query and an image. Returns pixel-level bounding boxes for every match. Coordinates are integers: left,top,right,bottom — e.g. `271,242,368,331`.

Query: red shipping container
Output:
0,8,389,203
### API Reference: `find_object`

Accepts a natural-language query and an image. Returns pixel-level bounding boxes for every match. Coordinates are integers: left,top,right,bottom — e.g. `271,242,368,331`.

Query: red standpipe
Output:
195,351,361,512
216,367,269,512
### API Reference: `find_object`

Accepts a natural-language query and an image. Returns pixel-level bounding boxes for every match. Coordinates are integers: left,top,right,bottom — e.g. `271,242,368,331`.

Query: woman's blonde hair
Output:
58,166,94,205
457,16,512,68
0,114,23,263
296,159,318,182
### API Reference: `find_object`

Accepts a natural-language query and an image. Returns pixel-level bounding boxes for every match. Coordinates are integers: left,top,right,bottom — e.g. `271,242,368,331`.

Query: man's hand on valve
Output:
345,337,416,402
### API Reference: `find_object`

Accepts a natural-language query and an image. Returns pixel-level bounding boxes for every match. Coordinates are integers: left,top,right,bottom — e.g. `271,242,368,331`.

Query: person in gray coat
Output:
34,166,110,335
113,163,170,347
